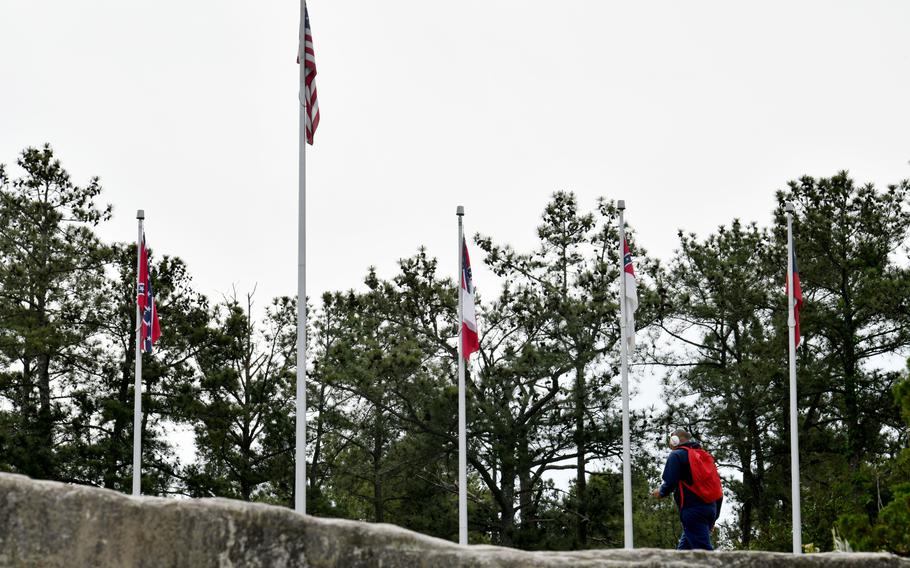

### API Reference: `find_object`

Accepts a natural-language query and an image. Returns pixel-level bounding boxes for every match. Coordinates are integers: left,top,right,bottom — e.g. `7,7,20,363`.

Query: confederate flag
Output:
137,233,161,353
623,239,639,352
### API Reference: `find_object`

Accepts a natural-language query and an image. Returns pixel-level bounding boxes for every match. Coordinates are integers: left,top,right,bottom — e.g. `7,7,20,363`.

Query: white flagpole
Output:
617,200,633,549
295,0,308,515
456,205,468,545
786,203,802,553
132,209,144,497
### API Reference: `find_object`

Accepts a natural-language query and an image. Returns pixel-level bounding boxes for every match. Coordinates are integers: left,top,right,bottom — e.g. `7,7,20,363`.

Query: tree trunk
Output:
748,410,767,545
517,436,539,545
105,330,135,489
373,405,384,523
574,362,588,547
310,381,328,490
241,428,252,501
739,459,754,548
499,466,516,547
841,269,861,470
36,350,54,477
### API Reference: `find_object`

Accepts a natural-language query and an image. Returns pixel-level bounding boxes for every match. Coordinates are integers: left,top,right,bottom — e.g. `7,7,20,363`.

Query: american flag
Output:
298,3,320,145
137,232,161,353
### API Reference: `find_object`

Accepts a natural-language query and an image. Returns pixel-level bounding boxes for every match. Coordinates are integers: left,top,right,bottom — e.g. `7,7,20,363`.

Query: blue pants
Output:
676,504,716,550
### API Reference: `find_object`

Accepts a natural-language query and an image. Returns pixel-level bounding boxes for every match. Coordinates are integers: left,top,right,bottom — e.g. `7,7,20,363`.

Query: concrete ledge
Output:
0,473,906,567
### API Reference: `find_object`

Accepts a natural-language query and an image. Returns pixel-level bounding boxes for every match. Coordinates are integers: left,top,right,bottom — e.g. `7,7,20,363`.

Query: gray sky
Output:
3,1,909,309
3,0,909,528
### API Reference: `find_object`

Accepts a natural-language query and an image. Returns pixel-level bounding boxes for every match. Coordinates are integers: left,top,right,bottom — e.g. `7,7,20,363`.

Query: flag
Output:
137,233,161,353
786,241,803,348
297,3,320,145
623,239,638,351
461,237,480,359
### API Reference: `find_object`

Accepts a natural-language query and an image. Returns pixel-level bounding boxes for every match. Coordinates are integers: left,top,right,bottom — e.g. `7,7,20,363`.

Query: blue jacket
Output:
658,440,723,520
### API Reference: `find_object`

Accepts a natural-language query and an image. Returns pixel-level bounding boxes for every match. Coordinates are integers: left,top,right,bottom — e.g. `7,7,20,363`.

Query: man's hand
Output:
650,488,662,498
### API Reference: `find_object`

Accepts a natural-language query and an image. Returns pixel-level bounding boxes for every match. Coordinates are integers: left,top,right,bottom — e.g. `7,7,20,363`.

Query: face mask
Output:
669,434,680,447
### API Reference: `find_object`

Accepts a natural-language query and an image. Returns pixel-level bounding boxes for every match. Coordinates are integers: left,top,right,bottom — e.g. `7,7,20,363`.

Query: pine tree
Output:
0,145,112,481
182,292,296,501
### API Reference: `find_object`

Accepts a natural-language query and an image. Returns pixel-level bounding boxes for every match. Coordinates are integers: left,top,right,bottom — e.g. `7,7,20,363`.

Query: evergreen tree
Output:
305,292,355,515
3,145,908,555
67,243,209,494
773,174,910,548
659,220,787,549
182,292,296,501
477,192,659,547
0,145,112,481
838,360,910,554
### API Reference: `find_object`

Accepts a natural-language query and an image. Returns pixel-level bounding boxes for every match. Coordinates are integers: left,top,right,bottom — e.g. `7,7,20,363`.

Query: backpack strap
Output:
676,446,691,508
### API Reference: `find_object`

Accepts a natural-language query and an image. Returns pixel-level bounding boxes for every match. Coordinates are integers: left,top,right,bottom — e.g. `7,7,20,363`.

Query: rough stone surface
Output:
0,473,906,567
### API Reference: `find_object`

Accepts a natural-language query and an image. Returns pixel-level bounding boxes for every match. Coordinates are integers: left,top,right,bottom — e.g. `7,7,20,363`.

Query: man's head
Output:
668,429,690,449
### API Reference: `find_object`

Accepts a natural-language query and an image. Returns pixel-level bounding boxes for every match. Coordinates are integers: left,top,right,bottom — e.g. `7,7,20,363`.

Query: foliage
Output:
181,292,296,501
476,192,658,547
0,144,112,481
773,174,910,549
837,365,910,555
1,147,908,553
69,243,208,494
658,220,789,549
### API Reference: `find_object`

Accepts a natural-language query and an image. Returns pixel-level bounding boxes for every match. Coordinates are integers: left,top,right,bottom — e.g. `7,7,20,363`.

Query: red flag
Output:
137,233,161,353
786,242,803,348
461,238,479,359
623,239,639,352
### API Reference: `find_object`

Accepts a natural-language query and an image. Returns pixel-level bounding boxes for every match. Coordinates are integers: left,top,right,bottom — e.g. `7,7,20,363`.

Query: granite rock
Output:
0,473,906,567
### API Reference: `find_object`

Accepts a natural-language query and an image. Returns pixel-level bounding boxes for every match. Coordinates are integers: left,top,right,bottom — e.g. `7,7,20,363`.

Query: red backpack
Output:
677,445,723,506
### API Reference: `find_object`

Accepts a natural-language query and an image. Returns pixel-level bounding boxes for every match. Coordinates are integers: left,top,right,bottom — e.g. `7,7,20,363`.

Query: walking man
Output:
651,429,724,550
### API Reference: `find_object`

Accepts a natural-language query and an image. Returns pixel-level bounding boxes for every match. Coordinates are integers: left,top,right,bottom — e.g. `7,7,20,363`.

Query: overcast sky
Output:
3,1,909,523
3,1,909,310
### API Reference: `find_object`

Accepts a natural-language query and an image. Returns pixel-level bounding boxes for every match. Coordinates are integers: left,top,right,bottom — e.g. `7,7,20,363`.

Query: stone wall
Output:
0,473,906,567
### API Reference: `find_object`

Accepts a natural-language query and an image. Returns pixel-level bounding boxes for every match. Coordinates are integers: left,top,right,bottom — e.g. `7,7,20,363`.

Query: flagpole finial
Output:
617,200,625,211
456,205,464,217
784,203,794,214
137,210,145,220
